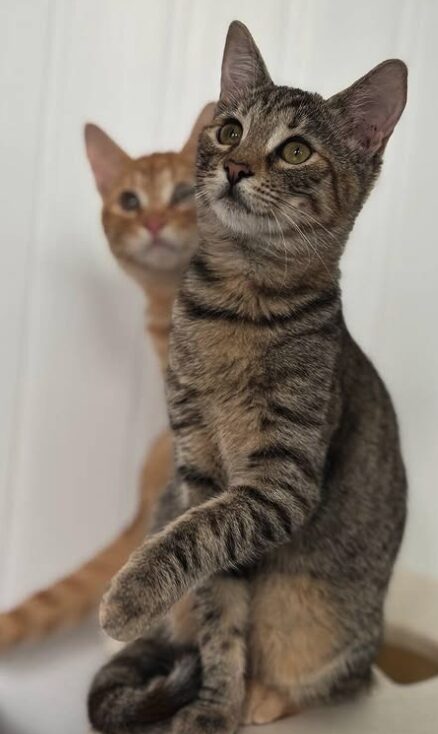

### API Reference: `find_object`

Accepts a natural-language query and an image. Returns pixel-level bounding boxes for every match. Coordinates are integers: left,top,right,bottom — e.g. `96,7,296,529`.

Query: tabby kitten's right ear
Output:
220,20,272,101
181,102,217,157
84,124,130,198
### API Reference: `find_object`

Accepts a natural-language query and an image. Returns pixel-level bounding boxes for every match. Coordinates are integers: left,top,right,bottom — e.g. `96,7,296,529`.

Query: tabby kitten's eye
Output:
170,182,194,205
119,190,140,211
280,139,312,165
217,120,243,146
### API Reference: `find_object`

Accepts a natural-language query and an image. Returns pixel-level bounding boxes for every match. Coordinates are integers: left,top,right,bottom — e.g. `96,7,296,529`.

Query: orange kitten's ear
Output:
84,123,131,198
181,102,217,158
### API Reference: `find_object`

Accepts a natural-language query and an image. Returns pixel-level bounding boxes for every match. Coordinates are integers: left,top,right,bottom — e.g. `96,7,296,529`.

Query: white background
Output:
0,1,437,732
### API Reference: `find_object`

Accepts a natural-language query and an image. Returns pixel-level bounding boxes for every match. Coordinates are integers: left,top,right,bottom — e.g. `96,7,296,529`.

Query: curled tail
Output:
88,635,201,733
0,431,172,651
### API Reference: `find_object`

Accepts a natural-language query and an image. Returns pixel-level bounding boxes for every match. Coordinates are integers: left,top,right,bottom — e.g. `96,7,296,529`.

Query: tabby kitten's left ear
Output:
220,20,272,101
84,124,131,198
181,102,217,157
329,60,408,155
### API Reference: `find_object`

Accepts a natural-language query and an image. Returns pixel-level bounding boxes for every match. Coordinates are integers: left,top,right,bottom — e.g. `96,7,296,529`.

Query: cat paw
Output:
171,705,237,734
242,680,296,725
99,554,167,641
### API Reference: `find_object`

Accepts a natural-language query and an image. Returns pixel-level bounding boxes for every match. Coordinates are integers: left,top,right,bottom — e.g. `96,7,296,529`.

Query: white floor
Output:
0,617,106,734
1,613,438,734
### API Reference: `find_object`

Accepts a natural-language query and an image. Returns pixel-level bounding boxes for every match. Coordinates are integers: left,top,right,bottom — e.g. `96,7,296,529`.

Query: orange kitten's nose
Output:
143,214,165,236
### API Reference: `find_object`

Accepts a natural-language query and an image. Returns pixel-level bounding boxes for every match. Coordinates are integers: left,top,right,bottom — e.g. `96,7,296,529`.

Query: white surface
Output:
0,1,437,733
1,613,437,734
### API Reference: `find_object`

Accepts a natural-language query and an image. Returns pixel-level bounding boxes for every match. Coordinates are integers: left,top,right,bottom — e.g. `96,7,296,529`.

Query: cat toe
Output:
172,704,238,734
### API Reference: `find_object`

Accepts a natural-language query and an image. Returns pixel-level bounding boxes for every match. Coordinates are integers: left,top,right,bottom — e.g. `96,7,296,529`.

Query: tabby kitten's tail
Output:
0,431,171,651
88,635,201,733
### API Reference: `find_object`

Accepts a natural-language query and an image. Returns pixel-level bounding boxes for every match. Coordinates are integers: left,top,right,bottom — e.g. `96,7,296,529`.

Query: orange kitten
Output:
0,104,215,651
85,103,215,366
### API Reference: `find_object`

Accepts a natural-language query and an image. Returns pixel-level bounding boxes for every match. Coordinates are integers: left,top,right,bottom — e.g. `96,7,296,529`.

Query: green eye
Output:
280,139,312,165
217,121,243,146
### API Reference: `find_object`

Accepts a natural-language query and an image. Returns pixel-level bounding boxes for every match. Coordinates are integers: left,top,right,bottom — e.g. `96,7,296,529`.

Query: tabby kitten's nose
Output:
224,160,253,187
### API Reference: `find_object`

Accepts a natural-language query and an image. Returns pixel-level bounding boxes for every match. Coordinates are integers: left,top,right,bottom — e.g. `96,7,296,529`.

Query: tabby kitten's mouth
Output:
217,185,255,216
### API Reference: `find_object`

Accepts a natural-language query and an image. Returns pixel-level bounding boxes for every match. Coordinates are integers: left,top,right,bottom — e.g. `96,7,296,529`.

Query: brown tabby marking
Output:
170,592,197,646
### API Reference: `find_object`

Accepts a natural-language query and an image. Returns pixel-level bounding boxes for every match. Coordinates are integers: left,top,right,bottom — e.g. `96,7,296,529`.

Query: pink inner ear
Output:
334,60,407,155
85,124,129,197
220,21,272,101
361,73,406,152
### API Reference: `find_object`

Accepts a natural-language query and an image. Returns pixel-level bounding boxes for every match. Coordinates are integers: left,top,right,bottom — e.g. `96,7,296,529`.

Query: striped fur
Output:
90,21,408,733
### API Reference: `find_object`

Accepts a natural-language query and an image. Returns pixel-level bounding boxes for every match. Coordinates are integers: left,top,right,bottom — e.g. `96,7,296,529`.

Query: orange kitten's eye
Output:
119,190,140,211
171,182,194,205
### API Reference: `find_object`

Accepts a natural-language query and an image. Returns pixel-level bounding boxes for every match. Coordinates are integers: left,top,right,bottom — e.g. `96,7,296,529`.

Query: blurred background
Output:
0,0,436,732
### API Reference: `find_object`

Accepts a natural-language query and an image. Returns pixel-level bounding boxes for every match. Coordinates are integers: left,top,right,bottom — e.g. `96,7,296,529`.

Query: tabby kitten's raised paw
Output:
99,549,164,640
99,533,191,640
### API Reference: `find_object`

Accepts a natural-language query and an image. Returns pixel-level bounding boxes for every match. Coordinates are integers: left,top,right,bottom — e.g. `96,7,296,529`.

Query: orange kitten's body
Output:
100,149,201,367
0,104,214,651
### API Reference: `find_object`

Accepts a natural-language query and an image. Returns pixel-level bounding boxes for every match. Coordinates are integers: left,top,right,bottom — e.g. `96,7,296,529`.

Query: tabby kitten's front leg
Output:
170,576,248,734
100,456,323,641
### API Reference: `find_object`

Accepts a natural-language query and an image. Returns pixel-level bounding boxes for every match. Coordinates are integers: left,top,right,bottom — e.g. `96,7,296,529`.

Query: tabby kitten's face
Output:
85,104,215,279
197,22,407,255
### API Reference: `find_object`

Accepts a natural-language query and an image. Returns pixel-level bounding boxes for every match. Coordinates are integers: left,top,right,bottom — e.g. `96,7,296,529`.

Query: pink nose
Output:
143,215,165,235
224,160,253,187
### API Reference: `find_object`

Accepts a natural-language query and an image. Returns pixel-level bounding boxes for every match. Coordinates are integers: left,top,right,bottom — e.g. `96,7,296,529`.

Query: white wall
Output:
0,2,437,727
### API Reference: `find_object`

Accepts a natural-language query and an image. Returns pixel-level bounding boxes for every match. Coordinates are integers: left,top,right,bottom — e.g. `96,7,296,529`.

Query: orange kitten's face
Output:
102,152,197,274
85,103,215,284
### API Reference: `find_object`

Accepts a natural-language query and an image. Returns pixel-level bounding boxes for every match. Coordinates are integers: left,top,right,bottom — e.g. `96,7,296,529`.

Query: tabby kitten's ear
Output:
220,20,272,101
84,124,130,197
329,60,408,155
181,102,217,157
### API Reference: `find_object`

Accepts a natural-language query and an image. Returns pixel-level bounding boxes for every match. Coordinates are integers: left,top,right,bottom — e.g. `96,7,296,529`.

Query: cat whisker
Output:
280,209,335,283
291,207,338,242
270,208,289,284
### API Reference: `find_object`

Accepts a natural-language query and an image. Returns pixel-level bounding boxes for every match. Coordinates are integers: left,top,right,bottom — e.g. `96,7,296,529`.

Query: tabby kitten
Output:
0,106,213,652
89,21,407,734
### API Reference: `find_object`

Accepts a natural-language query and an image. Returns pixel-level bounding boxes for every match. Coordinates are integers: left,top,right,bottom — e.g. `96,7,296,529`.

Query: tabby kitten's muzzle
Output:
224,159,254,187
